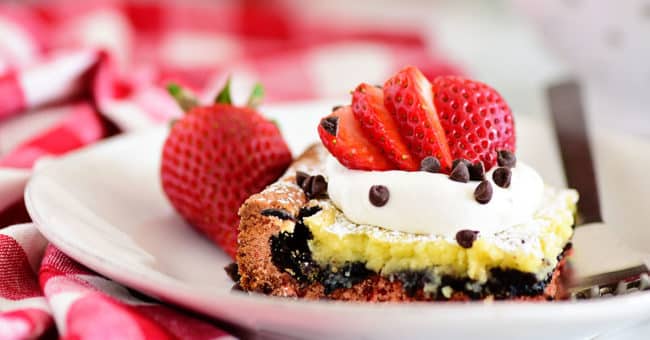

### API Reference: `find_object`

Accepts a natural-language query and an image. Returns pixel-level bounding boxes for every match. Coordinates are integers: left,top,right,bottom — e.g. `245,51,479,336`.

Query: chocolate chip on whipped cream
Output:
493,167,512,188
449,161,470,183
456,229,479,248
420,156,441,173
321,116,339,136
497,150,516,168
474,180,493,204
452,158,471,170
369,185,390,207
468,161,485,181
295,171,309,188
325,153,546,237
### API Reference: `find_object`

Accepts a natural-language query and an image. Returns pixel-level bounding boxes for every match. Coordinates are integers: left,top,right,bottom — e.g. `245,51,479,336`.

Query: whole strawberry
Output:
161,80,292,258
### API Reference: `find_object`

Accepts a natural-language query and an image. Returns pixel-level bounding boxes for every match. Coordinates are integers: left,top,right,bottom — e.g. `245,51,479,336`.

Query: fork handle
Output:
547,81,603,224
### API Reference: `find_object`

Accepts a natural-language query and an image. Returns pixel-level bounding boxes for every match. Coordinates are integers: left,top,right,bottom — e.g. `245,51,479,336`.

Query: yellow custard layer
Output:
304,188,578,283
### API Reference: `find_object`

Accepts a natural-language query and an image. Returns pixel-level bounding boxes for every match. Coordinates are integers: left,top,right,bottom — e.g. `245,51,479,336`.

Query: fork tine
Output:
640,273,650,290
571,271,650,299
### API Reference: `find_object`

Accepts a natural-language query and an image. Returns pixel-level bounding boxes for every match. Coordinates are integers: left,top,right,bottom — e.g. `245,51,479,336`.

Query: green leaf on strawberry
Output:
167,83,198,112
215,77,233,105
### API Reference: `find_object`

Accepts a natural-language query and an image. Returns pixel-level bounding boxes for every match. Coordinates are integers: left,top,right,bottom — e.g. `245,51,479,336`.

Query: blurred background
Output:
1,2,649,339
282,0,650,136
0,0,649,164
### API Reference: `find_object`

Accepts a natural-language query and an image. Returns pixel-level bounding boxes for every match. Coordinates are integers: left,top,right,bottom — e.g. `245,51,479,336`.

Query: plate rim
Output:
23,103,650,332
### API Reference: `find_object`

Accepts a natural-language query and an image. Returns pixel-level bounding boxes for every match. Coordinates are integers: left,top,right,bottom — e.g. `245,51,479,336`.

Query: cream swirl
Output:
325,156,544,236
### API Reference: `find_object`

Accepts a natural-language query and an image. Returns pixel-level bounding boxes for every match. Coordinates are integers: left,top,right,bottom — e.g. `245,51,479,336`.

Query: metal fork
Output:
547,80,650,299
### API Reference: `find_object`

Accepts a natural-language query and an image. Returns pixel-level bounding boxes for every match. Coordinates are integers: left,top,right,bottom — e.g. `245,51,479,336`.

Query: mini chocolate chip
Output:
449,162,470,183
456,230,479,248
301,175,313,191
295,171,309,187
468,161,485,181
374,84,383,89
320,116,339,136
224,263,240,282
262,284,273,294
452,158,471,170
261,208,295,221
474,180,493,204
302,175,328,199
497,150,516,168
420,156,441,173
369,185,390,207
332,105,343,112
492,167,512,188
310,175,328,197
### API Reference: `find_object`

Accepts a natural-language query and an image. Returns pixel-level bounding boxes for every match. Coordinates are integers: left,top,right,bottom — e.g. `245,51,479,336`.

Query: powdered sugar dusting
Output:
315,187,577,258
248,145,329,209
253,143,577,279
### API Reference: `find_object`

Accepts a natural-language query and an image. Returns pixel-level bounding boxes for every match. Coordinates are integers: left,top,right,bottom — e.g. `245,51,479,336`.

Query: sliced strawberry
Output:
432,76,515,170
383,66,453,171
318,106,392,171
351,83,418,171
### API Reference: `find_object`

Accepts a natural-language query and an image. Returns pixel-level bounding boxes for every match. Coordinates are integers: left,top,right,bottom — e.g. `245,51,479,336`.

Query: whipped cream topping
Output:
326,156,545,236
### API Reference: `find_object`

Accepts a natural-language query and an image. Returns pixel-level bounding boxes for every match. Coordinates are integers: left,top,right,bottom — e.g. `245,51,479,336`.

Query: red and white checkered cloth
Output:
0,0,461,338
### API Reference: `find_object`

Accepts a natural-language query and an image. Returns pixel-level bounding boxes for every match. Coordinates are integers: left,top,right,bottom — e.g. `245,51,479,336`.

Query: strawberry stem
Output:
167,83,181,96
246,83,264,108
215,77,233,104
167,83,198,112
214,77,265,108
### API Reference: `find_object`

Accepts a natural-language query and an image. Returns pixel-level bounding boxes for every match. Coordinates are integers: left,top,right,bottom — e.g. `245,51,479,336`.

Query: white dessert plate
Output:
25,100,650,340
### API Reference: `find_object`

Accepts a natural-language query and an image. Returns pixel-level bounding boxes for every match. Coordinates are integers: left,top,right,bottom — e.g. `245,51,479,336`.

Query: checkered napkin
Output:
0,1,460,338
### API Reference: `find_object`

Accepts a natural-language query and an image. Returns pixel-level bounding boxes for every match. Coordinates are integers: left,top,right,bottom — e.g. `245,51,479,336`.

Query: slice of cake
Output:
235,66,578,301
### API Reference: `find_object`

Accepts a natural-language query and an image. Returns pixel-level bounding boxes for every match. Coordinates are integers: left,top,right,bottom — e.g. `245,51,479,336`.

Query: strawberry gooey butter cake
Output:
234,66,579,301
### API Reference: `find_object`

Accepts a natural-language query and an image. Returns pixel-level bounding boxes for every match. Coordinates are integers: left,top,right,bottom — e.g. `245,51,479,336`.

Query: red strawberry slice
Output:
318,106,392,171
383,66,453,171
351,83,418,171
432,76,515,170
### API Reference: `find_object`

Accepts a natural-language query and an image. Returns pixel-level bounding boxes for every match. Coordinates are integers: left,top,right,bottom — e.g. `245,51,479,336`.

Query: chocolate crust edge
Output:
236,145,316,297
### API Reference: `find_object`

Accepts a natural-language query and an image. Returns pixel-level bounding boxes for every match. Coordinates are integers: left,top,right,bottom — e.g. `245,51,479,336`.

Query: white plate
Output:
25,101,650,340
